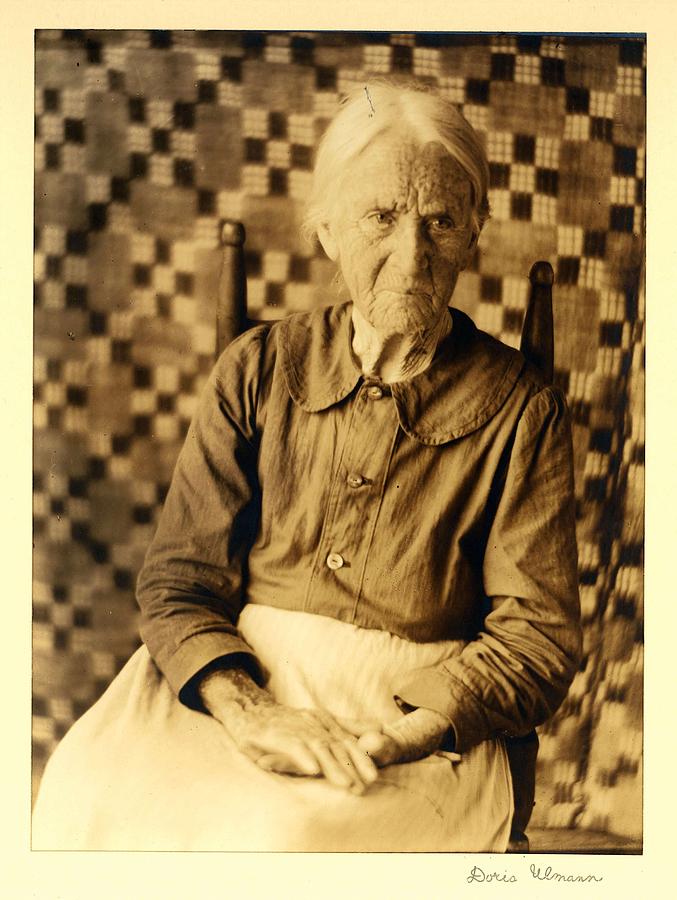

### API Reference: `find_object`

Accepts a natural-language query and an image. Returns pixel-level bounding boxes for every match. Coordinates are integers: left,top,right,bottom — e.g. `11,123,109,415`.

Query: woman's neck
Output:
351,306,451,384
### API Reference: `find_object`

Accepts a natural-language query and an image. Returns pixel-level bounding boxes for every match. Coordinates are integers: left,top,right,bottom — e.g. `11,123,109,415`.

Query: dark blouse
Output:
137,302,581,753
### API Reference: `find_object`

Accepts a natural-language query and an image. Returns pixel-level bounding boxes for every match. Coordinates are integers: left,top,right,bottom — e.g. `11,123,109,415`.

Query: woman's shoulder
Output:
420,307,566,439
217,303,349,361
210,303,354,411
450,306,557,397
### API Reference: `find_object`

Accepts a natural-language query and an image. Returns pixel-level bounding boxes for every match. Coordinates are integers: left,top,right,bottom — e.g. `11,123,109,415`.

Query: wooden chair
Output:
216,219,555,853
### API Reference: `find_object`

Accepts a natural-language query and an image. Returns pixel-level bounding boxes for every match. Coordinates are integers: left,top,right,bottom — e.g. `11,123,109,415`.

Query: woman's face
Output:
318,133,477,338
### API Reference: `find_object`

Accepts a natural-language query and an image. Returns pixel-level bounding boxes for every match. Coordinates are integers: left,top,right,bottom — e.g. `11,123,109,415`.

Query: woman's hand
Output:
199,668,380,794
357,708,454,767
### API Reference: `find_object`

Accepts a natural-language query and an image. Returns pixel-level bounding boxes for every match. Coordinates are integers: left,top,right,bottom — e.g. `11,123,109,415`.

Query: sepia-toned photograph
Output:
31,29,644,854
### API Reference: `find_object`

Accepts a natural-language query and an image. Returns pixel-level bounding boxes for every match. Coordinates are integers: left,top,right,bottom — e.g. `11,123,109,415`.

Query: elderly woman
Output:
33,82,581,852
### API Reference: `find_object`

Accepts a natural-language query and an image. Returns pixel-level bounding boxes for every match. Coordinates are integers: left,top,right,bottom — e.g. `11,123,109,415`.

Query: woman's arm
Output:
137,327,378,791
383,386,581,757
136,328,267,698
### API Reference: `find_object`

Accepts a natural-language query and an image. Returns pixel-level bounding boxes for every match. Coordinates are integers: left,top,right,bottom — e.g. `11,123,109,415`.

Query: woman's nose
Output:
390,220,428,274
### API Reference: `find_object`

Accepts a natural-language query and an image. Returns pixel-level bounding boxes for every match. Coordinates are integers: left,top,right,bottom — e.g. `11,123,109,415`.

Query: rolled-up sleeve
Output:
137,327,269,707
393,387,582,753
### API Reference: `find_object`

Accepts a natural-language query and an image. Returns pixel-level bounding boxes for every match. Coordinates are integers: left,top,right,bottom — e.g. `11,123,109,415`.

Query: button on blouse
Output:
326,552,345,570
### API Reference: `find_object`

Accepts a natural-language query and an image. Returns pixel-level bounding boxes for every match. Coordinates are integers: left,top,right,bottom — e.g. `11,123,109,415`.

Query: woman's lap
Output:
33,609,512,851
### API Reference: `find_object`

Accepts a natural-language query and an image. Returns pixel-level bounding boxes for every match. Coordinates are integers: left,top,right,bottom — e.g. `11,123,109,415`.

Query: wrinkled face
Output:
318,132,477,337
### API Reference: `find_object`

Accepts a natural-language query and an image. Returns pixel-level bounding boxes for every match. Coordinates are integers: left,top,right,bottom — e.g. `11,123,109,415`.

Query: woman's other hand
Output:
357,708,454,766
199,668,380,794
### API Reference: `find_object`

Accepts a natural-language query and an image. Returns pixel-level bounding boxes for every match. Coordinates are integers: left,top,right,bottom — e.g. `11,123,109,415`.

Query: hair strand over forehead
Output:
302,79,491,244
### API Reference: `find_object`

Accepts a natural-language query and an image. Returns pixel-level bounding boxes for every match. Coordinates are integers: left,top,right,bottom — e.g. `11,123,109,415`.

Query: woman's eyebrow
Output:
423,207,455,218
420,193,469,215
360,198,399,214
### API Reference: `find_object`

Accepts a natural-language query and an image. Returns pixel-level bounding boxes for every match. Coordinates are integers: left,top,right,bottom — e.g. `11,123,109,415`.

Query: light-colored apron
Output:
33,605,513,851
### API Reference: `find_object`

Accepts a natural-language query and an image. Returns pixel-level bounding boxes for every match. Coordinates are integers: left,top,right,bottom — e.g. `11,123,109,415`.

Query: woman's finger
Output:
249,736,322,777
255,753,304,774
357,730,401,767
313,709,348,740
342,739,379,785
312,709,381,742
309,740,354,789
329,740,371,793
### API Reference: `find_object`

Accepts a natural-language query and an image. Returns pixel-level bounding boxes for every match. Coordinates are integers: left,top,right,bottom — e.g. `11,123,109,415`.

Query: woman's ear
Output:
317,222,339,262
462,229,479,269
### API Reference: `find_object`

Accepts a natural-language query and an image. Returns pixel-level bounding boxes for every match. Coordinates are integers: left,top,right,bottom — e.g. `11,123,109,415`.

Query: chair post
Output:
520,261,555,385
505,260,556,853
217,220,248,357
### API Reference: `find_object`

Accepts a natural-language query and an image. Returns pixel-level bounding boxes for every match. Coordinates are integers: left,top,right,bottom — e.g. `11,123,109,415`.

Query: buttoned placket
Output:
303,380,400,621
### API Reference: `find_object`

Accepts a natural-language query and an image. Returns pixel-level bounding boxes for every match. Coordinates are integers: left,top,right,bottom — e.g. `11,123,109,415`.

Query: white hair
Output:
303,80,491,243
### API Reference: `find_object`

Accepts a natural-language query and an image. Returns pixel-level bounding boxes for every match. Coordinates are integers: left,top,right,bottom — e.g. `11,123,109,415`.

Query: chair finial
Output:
221,220,246,247
529,260,554,287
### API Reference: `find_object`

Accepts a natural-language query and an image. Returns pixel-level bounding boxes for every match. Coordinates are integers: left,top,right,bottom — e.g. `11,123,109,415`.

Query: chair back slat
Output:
216,220,248,357
520,261,555,384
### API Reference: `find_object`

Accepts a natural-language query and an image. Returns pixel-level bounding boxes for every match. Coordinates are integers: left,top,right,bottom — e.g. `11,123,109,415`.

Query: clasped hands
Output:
200,668,452,795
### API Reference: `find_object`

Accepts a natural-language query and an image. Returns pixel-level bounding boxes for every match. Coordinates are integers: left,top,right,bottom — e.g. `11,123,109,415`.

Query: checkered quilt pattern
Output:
33,30,645,839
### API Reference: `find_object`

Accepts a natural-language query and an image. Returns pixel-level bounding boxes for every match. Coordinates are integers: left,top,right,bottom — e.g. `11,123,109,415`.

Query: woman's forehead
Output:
339,133,472,213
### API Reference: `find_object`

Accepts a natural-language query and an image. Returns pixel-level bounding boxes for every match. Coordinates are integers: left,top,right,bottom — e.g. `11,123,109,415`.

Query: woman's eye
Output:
368,212,395,228
428,217,454,233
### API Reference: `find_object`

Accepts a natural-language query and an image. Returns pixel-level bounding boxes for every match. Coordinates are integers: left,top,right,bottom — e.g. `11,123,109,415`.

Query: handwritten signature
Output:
466,864,603,884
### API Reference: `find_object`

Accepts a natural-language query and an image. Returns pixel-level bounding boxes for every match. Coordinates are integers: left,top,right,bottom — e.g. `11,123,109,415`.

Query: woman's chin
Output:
367,294,440,336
